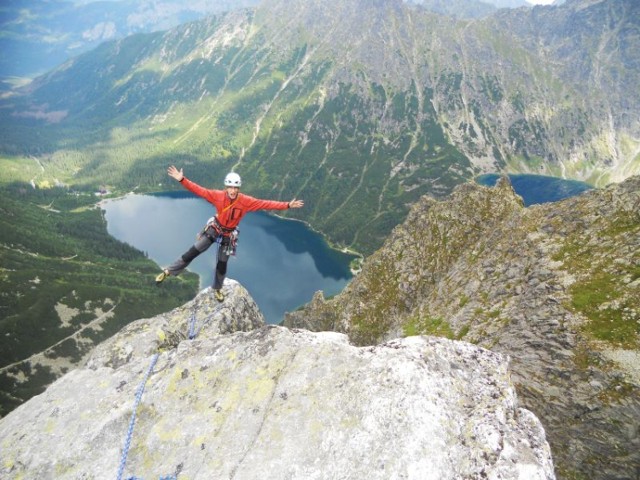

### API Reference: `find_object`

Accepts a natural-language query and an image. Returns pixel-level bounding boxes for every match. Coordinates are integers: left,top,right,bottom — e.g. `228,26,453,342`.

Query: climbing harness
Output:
222,229,238,256
199,217,239,257
116,300,225,479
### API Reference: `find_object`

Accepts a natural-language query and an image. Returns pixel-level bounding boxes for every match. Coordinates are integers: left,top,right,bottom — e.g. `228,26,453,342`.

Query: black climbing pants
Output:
165,226,232,290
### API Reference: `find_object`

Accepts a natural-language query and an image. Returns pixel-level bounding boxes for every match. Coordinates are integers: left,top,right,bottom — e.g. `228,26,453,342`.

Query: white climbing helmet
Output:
224,172,242,187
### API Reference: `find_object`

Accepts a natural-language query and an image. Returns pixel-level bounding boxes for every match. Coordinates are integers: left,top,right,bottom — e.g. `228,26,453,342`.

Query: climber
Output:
155,165,304,302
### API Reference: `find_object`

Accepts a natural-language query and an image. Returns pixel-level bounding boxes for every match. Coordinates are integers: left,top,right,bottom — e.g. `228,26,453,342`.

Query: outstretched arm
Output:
288,199,304,209
167,165,184,182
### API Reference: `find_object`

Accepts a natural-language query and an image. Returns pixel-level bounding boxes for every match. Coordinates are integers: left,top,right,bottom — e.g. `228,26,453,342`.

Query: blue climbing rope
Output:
188,310,217,340
116,353,160,480
117,295,225,479
188,311,197,340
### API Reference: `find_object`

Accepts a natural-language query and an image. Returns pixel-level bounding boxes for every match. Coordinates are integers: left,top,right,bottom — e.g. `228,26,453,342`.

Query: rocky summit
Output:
0,280,554,479
285,175,640,480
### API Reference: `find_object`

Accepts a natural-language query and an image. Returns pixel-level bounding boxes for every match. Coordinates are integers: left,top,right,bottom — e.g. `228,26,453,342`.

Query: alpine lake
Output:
101,174,592,324
102,191,358,324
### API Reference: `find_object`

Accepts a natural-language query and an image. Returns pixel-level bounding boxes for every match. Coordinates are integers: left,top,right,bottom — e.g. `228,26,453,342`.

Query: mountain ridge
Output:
285,174,640,479
0,0,552,87
0,0,263,82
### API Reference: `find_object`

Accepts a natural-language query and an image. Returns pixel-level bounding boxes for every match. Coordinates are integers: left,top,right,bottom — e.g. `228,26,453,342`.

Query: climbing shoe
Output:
155,269,169,285
214,289,224,302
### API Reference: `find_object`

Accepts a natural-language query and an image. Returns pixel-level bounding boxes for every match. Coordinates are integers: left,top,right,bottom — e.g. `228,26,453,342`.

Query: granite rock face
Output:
0,282,554,479
285,175,640,480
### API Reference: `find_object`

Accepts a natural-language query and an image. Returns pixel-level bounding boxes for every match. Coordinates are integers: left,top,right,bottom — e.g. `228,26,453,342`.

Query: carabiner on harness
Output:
224,229,239,256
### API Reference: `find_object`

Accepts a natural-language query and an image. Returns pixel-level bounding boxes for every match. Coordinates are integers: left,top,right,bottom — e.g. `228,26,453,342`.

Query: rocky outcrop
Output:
0,280,554,479
285,176,640,480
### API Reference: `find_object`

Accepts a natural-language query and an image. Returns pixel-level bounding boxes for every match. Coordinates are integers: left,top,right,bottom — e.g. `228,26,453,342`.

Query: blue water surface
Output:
476,173,593,206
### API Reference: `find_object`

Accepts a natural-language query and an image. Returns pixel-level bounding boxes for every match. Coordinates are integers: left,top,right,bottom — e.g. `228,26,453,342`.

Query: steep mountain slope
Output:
482,0,640,183
407,0,535,18
1,0,638,256
406,0,498,18
285,175,640,480
0,281,555,479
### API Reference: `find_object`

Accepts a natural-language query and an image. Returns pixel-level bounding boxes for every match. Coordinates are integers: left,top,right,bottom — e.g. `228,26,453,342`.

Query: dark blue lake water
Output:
101,192,356,324
476,173,593,206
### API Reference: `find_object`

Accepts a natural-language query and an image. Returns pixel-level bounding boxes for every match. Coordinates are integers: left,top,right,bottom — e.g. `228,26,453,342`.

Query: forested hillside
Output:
0,184,198,416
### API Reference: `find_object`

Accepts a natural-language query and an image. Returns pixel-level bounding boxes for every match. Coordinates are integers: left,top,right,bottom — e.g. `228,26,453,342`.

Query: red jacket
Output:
180,177,289,229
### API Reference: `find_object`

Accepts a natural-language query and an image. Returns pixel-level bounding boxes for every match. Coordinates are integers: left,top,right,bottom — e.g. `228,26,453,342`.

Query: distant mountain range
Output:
406,0,530,18
0,0,548,82
0,0,262,82
1,0,638,255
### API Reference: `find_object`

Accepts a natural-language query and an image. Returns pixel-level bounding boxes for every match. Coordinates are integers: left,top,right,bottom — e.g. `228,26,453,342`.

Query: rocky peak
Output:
0,280,554,479
285,175,640,479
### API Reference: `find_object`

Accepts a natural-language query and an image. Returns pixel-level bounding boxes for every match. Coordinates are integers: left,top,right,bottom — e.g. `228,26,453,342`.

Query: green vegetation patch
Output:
553,211,640,350
404,315,455,340
570,270,638,347
348,261,401,346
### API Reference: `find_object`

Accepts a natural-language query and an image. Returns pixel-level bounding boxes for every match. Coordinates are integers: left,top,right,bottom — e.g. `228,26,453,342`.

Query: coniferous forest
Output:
0,183,198,416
